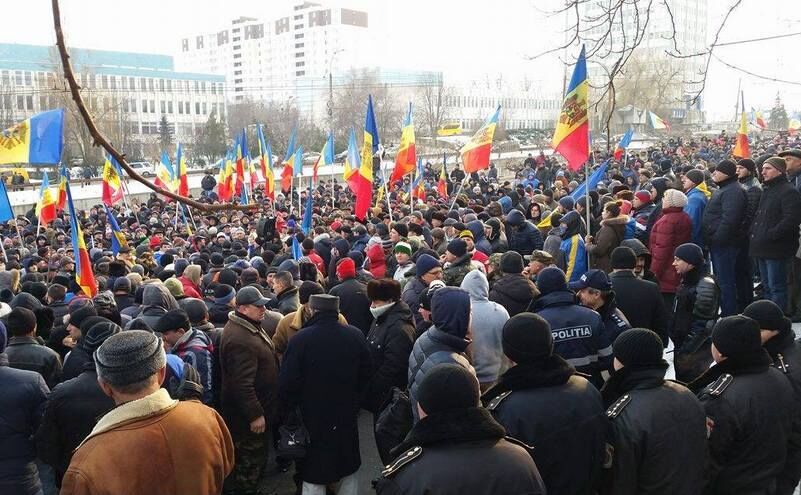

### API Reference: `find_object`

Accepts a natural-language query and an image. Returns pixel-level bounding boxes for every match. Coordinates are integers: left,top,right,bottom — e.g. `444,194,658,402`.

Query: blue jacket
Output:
170,329,215,405
559,234,588,283
684,187,708,247
531,291,611,386
467,220,493,256
0,354,49,494
507,210,544,256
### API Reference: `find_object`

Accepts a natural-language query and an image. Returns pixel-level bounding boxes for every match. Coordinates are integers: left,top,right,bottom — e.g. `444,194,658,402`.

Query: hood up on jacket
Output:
431,287,471,338
460,270,489,301
141,284,179,312
466,220,487,242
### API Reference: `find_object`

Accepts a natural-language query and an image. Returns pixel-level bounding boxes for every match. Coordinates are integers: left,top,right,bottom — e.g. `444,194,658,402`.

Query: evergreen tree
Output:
770,92,789,131
159,115,173,148
194,112,227,163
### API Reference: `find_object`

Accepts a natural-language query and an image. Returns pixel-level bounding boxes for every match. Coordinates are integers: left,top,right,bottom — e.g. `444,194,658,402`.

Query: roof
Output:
0,43,223,82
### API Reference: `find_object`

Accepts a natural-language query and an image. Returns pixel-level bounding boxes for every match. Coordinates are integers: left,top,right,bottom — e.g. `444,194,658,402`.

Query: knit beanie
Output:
336,258,357,280
173,258,189,277
82,320,122,353
217,268,239,287
70,304,98,329
415,254,441,277
394,242,412,256
661,189,688,209
500,251,524,274
743,300,791,333
180,298,209,325
391,223,409,238
154,309,191,334
674,243,704,267
114,276,132,293
613,328,664,367
558,196,575,211
446,238,467,258
737,159,756,176
163,278,184,298
684,169,705,185
417,363,479,414
715,159,737,178
299,281,324,305
502,313,553,363
213,284,235,305
95,330,167,387
536,266,568,295
712,315,762,358
634,190,651,203
764,156,787,173
8,307,36,335
80,315,110,334
610,246,637,270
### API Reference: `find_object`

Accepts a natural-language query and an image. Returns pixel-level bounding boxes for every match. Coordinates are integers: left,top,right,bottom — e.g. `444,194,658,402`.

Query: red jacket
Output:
648,206,692,294
367,243,387,279
178,276,202,299
307,250,327,277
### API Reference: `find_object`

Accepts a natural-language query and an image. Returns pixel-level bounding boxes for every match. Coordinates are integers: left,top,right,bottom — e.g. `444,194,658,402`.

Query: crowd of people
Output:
2,128,801,495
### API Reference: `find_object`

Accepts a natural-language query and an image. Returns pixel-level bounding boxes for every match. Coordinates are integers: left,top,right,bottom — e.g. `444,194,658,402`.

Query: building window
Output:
201,81,206,93
296,52,304,58
25,95,33,110
195,102,200,114
309,9,331,27
196,35,204,49
159,79,165,92
211,84,216,94
294,33,304,39
24,72,32,86
234,79,243,84
160,101,166,114
294,24,303,29
295,62,305,67
233,62,242,68
39,96,47,110
16,96,24,109
142,99,148,112
182,39,189,51
166,80,172,92
178,101,183,114
149,100,155,113
131,99,136,112
233,53,242,59
295,71,305,76
217,31,229,45
202,102,207,115
295,43,304,49
123,99,129,112
14,71,22,85
121,77,127,90
294,14,303,20
148,79,155,91
194,81,199,93
233,45,241,50
101,75,108,89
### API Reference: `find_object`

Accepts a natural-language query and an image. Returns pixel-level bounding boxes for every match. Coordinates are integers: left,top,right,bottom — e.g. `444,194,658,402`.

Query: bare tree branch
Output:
51,0,257,212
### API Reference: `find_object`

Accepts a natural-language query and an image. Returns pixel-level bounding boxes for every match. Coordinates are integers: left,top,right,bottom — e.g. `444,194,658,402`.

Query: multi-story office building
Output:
0,43,225,158
176,2,373,105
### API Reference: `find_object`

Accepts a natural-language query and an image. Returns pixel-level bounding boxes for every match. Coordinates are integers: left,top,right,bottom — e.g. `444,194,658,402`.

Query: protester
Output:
586,200,628,272
649,188,692,309
400,253,442,327
328,258,373,334
5,306,62,388
488,251,539,317
461,270,510,390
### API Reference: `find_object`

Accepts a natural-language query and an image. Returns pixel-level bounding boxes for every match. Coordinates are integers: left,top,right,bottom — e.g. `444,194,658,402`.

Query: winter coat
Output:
684,186,708,247
596,296,631,346
443,252,475,287
749,174,801,259
484,356,606,495
35,366,114,480
170,329,214,405
543,228,562,261
609,271,669,345
632,203,656,245
278,311,372,484
207,301,232,327
739,176,762,236
264,286,299,315
601,364,707,495
408,326,473,422
61,346,92,382
488,273,538,318
0,354,49,495
112,293,135,313
400,276,427,327
531,291,611,386
367,243,387,279
329,277,373,335
374,406,546,495
588,215,628,272
177,275,202,299
60,389,234,495
702,177,748,247
507,211,544,256
461,271,510,384
392,261,415,284
5,336,62,389
273,306,348,356
560,234,588,283
220,311,279,435
127,284,178,330
467,220,493,256
692,350,794,495
648,206,692,294
362,301,415,413
670,265,719,383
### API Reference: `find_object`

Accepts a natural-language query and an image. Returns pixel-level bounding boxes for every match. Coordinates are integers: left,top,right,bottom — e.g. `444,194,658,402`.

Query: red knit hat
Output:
149,235,162,250
336,257,356,280
634,191,651,203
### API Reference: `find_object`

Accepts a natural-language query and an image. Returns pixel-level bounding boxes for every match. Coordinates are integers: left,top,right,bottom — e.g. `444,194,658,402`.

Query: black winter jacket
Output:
34,366,114,481
508,218,544,256
362,302,415,413
739,176,762,235
483,356,606,495
749,174,801,259
400,277,426,327
329,277,373,335
609,271,669,346
374,407,546,495
670,265,719,383
702,177,747,246
60,346,92,382
5,336,62,389
692,350,794,495
488,273,539,317
600,364,707,495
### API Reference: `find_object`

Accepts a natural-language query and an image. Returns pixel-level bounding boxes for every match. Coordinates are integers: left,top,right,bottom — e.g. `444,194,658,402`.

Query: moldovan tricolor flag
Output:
733,111,751,159
176,143,189,196
437,156,448,199
391,102,416,182
36,172,57,225
56,164,68,212
257,124,275,201
752,108,767,130
343,128,361,192
104,205,128,256
65,181,97,297
552,46,589,172
281,128,297,193
613,128,634,161
355,95,379,220
156,151,176,194
314,133,334,184
648,111,670,131
101,154,124,206
0,109,64,165
461,105,500,174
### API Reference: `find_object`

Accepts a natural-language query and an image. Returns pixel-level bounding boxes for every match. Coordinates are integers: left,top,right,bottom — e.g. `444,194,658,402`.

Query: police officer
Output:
571,269,632,347
601,329,707,494
691,315,794,494
374,364,545,495
530,266,612,387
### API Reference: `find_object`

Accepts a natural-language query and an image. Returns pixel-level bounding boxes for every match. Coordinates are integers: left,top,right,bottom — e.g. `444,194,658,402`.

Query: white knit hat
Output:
662,189,688,209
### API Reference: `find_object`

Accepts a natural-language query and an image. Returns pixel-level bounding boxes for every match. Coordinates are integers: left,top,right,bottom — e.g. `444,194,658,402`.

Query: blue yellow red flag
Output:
36,172,57,225
104,205,128,256
257,124,275,201
356,95,379,220
613,128,634,161
177,143,189,196
314,133,334,183
0,180,13,222
343,128,361,192
101,154,124,206
156,151,175,193
66,182,97,297
552,46,589,172
648,111,670,131
0,109,64,165
56,163,68,212
461,105,500,173
391,102,416,182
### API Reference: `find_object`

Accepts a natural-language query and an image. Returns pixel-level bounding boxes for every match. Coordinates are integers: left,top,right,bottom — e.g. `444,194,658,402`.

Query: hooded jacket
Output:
461,271,510,384
559,213,588,283
467,220,492,256
488,271,539,318
127,284,178,330
684,186,708,247
649,206,692,294
170,329,215,405
407,288,474,421
587,214,628,273
506,210,544,256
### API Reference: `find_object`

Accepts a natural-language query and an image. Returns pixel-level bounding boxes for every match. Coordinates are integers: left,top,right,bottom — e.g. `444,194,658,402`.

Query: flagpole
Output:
380,161,392,223
448,178,466,213
174,199,179,229
0,233,8,264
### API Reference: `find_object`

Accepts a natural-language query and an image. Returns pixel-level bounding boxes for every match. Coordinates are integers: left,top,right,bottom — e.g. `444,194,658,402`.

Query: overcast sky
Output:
2,0,799,121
